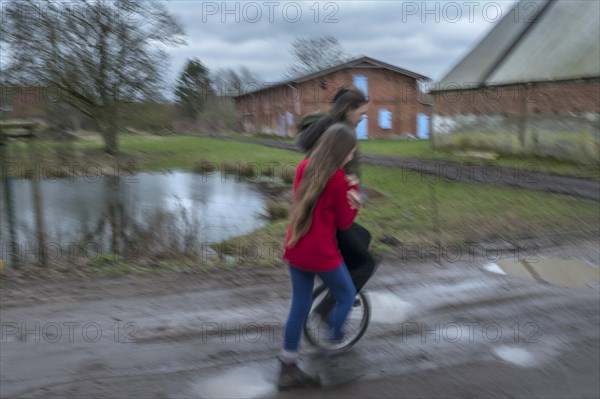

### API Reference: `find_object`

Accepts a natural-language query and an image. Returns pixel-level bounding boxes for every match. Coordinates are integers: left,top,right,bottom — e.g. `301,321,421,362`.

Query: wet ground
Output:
1,238,599,398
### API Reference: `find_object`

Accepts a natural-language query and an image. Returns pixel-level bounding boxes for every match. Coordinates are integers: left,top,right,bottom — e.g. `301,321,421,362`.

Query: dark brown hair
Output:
330,86,368,122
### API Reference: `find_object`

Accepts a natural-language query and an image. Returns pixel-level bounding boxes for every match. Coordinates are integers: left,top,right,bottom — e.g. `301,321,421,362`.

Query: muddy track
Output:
1,239,598,398
207,135,600,202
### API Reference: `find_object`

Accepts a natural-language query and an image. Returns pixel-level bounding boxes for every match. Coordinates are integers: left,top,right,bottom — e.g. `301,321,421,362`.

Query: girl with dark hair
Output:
297,86,369,177
277,123,361,390
296,85,377,324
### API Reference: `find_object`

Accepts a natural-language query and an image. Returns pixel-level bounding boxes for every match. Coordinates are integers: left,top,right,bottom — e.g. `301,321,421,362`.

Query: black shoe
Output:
277,361,322,390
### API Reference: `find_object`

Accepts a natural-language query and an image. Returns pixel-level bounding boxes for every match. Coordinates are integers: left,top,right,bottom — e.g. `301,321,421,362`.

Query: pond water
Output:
1,172,269,262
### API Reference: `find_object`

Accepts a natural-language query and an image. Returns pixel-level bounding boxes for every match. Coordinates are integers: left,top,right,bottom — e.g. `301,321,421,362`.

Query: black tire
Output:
303,284,371,351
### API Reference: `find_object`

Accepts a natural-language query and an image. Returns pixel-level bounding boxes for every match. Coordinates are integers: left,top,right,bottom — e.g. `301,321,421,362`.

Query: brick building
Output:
431,0,600,162
233,56,431,139
0,86,50,120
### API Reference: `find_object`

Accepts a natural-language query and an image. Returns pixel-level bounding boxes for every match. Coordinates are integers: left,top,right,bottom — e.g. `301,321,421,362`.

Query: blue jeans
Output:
283,263,356,352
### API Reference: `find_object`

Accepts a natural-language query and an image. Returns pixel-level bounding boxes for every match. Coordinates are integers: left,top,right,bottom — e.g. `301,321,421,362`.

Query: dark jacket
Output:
296,114,360,176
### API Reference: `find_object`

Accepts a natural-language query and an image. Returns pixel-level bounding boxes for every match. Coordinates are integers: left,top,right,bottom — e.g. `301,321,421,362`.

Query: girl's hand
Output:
347,189,362,210
346,174,360,187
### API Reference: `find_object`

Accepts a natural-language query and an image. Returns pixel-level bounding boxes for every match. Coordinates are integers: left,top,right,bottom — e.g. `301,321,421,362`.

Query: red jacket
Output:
283,159,358,271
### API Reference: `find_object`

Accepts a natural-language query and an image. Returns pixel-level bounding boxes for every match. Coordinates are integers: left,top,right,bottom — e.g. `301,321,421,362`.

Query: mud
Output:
1,238,599,398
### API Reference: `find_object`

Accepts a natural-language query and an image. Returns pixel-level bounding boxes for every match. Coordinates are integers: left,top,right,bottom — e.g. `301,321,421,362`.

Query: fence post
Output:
1,128,20,269
28,127,48,267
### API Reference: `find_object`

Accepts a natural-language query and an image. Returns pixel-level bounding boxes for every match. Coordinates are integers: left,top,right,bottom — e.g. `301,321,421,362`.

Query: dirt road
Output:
1,238,599,398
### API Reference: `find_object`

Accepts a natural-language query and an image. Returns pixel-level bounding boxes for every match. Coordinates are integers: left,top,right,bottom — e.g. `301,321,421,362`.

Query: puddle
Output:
368,291,413,324
492,339,563,368
483,262,508,275
191,366,275,399
492,259,599,288
429,280,488,294
493,346,537,367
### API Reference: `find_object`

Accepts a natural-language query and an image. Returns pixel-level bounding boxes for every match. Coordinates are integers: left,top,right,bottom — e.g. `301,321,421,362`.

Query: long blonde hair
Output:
287,123,357,246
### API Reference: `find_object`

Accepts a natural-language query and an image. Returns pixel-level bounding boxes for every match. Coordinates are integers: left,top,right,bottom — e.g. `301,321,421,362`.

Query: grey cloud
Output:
163,1,514,88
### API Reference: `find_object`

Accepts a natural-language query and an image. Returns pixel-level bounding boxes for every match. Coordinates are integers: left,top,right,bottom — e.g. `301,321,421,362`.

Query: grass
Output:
248,132,295,142
118,135,303,173
359,140,600,180
263,201,290,221
4,133,599,271
220,163,600,256
214,134,598,180
92,255,140,278
358,165,599,251
2,134,304,180
6,134,597,180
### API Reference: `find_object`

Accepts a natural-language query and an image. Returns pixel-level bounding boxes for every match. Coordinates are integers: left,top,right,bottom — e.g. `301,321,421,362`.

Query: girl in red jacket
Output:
278,123,361,389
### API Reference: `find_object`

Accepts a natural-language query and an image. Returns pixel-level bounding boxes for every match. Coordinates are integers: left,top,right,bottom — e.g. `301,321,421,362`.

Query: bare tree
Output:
211,67,262,97
285,36,351,79
1,0,186,154
238,66,262,91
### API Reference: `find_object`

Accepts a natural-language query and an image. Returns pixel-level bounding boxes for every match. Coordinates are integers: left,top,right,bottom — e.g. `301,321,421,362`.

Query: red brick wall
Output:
429,79,600,162
432,79,600,116
234,67,431,138
0,86,49,119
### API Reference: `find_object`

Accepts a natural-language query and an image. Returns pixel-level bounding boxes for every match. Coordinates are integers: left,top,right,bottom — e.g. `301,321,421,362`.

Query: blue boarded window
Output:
379,109,392,129
353,75,368,99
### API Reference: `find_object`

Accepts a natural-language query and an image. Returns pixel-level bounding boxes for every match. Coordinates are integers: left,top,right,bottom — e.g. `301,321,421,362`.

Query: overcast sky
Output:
163,0,519,87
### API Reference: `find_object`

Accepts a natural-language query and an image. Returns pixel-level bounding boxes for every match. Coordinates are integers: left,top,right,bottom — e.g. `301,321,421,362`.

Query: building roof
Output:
234,56,431,98
433,0,600,91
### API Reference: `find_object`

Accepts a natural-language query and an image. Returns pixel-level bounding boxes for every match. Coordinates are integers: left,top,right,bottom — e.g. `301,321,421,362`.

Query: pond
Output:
0,172,270,264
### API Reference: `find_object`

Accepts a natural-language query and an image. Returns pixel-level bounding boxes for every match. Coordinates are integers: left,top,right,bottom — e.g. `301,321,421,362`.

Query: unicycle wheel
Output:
303,284,371,352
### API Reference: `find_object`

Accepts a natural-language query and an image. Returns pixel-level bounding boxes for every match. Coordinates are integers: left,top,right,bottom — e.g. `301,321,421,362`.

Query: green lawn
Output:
223,162,599,257
359,165,598,249
4,135,599,264
118,135,303,171
233,135,598,180
3,135,304,178
359,140,600,180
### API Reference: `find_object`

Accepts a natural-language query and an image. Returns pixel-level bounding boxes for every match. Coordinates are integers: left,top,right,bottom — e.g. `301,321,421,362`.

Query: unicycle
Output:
303,284,371,352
